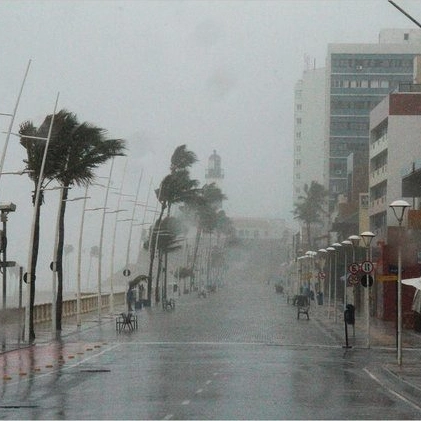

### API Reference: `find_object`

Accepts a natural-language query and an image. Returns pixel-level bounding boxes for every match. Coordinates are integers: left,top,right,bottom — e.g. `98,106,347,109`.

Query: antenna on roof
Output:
388,1,421,30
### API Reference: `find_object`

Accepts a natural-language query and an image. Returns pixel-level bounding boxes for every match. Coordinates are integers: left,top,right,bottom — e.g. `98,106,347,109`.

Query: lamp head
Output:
0,202,16,213
348,235,361,246
389,199,410,225
360,231,375,247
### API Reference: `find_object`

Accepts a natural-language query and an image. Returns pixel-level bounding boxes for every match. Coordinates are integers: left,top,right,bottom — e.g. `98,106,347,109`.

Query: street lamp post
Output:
331,243,342,323
360,231,376,348
326,247,335,319
97,158,115,321
348,235,361,306
317,249,327,305
305,250,316,296
341,240,352,311
389,199,410,366
0,60,31,189
0,203,16,310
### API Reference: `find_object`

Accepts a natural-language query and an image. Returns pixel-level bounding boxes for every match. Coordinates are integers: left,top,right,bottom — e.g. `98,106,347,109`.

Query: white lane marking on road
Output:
120,340,354,350
205,380,212,385
181,400,190,405
196,388,203,394
364,368,421,412
163,414,173,419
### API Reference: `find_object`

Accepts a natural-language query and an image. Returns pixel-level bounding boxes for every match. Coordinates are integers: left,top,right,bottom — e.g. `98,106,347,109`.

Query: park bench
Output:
116,312,138,332
163,298,175,311
296,295,310,320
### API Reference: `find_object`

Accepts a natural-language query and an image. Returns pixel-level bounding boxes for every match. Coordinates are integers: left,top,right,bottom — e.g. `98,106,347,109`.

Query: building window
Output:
404,33,409,40
296,104,302,111
296,118,302,124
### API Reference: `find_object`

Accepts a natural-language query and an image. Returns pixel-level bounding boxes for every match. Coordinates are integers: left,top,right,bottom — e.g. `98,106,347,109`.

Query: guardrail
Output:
5,292,126,324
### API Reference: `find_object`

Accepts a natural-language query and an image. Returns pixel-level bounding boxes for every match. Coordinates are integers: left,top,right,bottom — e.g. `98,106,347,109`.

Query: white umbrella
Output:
402,277,421,290
402,278,421,312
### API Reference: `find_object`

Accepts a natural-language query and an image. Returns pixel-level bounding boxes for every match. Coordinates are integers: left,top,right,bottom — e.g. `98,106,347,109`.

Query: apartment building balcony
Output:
370,133,387,157
370,164,388,187
369,195,387,216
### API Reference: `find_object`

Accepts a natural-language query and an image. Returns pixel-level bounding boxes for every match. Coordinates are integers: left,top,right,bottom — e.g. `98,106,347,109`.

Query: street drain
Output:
80,369,111,373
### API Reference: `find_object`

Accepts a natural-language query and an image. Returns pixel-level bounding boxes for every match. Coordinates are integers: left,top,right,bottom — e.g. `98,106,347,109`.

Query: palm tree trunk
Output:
56,186,68,331
190,227,202,289
147,206,165,304
155,250,162,303
29,194,42,341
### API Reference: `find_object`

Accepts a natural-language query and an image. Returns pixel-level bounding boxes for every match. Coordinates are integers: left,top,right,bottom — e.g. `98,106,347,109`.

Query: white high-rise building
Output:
292,66,326,206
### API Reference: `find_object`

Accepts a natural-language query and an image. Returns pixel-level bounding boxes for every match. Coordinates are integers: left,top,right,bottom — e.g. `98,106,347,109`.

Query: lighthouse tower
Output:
205,150,224,188
205,150,225,209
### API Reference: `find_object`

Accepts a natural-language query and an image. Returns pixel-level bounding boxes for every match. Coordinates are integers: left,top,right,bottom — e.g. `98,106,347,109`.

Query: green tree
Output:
293,181,328,249
20,117,62,340
152,216,185,303
20,110,126,337
185,183,227,284
147,145,199,304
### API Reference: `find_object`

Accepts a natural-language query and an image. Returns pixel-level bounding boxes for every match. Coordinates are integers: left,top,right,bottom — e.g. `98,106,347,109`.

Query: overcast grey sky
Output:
1,0,421,291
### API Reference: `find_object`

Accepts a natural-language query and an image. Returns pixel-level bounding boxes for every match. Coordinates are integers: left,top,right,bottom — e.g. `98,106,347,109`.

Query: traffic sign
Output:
348,263,360,275
347,274,360,286
361,274,374,287
123,269,131,277
361,260,373,274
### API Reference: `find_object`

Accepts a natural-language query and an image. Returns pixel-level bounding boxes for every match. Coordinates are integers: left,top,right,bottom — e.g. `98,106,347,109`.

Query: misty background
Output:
0,0,420,296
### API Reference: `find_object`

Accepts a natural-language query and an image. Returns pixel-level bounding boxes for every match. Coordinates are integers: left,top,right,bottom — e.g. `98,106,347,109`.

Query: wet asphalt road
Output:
1,273,421,419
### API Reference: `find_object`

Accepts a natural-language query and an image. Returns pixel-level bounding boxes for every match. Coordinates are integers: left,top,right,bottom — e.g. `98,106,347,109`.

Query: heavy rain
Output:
1,0,421,419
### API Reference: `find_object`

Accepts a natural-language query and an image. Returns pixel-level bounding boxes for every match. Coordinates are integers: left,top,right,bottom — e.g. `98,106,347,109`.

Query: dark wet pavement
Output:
1,275,421,419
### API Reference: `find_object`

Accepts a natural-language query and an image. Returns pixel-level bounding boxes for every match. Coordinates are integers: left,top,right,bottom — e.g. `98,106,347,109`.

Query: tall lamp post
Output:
341,240,352,311
389,199,410,366
0,203,16,310
305,250,316,295
348,235,361,306
317,248,327,305
360,231,376,348
331,243,342,323
326,247,335,319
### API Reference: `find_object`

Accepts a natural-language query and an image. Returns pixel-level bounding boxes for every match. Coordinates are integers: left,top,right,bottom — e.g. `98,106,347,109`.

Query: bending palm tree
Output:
147,145,199,304
20,110,126,335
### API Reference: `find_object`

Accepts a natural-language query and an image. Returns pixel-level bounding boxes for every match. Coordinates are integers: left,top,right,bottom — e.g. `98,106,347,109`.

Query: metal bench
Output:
296,295,310,320
116,312,138,332
163,298,175,311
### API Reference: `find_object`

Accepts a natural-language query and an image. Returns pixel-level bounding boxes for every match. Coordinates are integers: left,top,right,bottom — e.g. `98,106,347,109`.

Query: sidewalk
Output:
2,291,421,406
311,301,421,404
